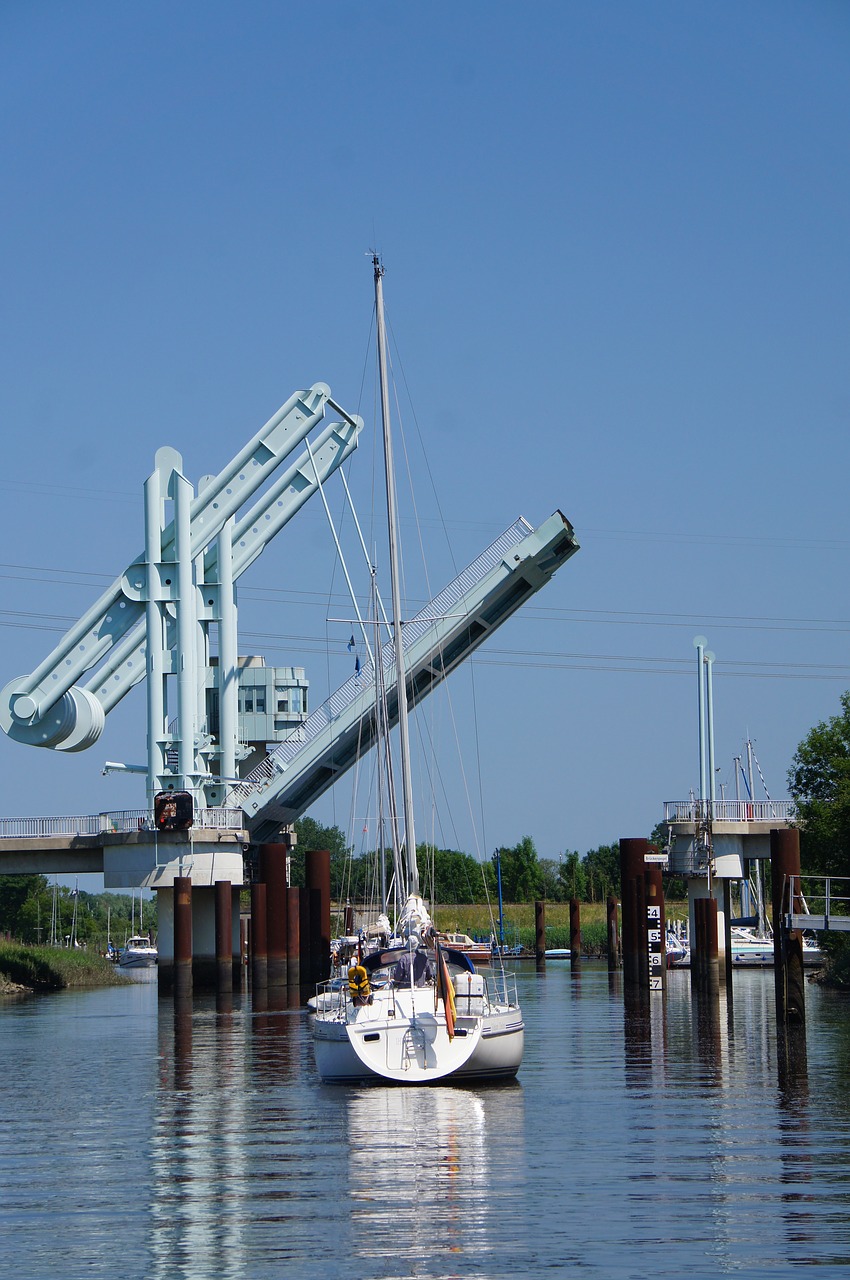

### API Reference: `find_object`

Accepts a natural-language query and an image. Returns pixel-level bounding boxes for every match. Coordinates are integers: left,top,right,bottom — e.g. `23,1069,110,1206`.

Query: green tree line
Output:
0,877,155,949
294,819,680,906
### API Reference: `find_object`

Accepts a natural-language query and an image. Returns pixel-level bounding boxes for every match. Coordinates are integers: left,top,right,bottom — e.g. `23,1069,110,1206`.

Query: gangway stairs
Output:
230,511,579,842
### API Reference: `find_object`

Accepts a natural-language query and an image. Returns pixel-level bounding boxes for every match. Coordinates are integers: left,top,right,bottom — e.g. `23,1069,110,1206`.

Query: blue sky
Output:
2,2,849,887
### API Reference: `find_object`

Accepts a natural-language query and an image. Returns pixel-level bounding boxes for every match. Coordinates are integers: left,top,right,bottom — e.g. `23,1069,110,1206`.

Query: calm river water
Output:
2,964,850,1279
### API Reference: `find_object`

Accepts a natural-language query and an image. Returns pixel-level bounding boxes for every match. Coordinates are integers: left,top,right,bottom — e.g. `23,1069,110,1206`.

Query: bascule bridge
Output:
0,380,580,982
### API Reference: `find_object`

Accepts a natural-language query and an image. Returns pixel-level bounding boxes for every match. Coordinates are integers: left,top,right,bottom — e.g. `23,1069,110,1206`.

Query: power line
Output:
1,609,848,681
4,561,850,634
2,477,849,552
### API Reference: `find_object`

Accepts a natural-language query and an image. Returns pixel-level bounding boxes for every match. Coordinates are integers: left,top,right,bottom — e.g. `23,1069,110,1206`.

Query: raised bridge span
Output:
0,378,579,985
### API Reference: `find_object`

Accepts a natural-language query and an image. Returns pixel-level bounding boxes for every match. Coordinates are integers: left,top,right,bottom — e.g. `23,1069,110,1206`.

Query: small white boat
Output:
729,926,823,968
666,927,689,967
118,935,158,968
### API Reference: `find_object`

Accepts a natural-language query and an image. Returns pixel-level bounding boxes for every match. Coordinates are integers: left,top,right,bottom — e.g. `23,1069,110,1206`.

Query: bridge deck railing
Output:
0,808,245,839
664,799,796,824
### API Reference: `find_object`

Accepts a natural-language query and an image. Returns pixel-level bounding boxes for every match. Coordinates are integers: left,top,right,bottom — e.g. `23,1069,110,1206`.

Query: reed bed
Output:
0,942,125,991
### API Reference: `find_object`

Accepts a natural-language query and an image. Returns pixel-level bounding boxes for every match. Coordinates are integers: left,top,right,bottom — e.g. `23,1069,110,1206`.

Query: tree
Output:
417,846,491,904
558,851,587,901
492,836,541,902
293,818,351,895
582,843,620,900
0,875,49,940
788,691,850,876
538,858,564,901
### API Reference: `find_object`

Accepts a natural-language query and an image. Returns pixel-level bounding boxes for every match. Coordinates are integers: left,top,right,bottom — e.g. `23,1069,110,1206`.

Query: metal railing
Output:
487,968,519,1009
667,841,711,877
0,807,246,839
786,875,850,933
664,799,796,824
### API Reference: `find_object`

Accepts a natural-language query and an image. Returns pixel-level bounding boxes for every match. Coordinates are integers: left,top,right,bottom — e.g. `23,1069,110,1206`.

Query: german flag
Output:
435,939,456,1040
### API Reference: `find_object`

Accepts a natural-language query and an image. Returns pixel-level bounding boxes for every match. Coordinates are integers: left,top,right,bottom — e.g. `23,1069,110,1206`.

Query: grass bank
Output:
431,901,689,953
0,942,126,993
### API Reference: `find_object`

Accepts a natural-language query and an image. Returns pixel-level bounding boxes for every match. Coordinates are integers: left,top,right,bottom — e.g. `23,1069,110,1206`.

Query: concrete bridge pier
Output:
157,878,242,993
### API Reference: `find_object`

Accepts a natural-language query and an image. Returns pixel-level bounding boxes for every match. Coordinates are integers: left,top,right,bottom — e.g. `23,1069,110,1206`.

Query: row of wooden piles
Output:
531,827,807,1028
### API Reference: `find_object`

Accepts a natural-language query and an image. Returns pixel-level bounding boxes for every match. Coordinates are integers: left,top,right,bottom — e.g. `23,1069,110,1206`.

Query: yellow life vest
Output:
348,964,371,1003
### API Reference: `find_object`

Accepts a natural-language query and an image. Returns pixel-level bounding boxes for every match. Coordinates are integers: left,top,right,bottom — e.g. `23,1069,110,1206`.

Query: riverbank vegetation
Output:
0,941,125,993
789,691,850,986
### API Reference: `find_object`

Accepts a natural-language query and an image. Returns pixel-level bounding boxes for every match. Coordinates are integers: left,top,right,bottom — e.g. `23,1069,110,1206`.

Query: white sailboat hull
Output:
313,991,523,1084
310,263,528,1088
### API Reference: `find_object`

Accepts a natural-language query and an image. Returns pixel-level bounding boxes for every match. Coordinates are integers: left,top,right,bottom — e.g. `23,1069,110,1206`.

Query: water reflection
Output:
775,1025,815,1259
622,988,668,1086
344,1081,524,1278
153,995,251,1280
9,966,850,1277
251,997,302,1084
692,986,726,1088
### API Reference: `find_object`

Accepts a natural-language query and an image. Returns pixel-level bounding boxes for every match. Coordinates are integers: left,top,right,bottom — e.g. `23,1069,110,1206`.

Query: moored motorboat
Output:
664,924,823,969
118,935,158,968
441,932,492,963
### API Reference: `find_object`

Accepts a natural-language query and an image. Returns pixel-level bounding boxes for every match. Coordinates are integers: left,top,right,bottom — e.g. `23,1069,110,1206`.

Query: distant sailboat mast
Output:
373,253,419,899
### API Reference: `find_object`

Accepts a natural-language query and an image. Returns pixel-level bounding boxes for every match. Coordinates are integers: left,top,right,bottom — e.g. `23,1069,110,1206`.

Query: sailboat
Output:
311,258,524,1084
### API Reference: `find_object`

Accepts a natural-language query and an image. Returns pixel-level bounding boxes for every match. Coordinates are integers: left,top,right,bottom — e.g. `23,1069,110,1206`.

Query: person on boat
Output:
392,936,434,987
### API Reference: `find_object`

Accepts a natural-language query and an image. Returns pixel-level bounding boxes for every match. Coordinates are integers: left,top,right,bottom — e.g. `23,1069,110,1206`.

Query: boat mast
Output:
373,254,419,898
